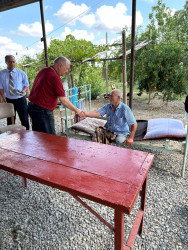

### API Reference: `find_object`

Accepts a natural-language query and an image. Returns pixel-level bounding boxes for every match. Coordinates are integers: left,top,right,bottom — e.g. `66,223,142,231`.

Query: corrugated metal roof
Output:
0,0,39,12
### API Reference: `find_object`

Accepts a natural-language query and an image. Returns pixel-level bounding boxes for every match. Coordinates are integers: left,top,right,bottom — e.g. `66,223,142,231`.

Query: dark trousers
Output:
28,102,56,135
6,96,29,130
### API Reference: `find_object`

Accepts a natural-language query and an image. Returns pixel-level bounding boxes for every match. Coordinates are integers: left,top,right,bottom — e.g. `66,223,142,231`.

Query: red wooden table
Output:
0,130,154,249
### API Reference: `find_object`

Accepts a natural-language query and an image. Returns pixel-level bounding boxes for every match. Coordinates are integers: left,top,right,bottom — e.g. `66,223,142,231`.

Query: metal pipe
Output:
39,0,48,67
129,0,137,109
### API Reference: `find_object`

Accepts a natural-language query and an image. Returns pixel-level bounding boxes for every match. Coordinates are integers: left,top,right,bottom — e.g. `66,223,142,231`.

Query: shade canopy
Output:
0,0,39,12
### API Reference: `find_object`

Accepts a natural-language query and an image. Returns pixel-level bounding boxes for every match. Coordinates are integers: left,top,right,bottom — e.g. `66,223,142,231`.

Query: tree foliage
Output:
135,44,186,101
107,0,188,102
135,0,188,102
18,0,188,102
17,55,42,89
78,65,106,99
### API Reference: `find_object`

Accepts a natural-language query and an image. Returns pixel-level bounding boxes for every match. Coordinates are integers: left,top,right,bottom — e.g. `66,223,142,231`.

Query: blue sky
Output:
0,0,186,67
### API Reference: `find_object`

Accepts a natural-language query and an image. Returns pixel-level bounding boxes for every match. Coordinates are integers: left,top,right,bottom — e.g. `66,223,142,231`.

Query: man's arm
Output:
0,89,7,103
125,122,137,147
59,96,84,117
22,86,29,94
84,111,101,117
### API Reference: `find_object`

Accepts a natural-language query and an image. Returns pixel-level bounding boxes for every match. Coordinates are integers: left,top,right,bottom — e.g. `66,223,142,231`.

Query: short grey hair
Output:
5,55,15,63
54,56,70,67
111,89,122,98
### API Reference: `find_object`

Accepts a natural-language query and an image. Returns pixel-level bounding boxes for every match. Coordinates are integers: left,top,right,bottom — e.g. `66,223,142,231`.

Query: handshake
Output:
77,110,88,118
75,109,100,120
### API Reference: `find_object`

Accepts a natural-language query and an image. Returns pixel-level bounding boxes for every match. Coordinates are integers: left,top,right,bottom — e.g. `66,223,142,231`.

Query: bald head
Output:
111,89,122,98
54,56,70,67
53,56,70,76
109,89,122,108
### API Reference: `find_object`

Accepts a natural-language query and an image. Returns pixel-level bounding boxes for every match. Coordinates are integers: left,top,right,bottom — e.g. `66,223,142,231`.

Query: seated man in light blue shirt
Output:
84,89,137,147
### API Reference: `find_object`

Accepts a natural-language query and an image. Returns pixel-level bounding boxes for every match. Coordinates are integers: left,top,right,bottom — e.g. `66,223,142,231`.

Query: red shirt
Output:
29,67,65,110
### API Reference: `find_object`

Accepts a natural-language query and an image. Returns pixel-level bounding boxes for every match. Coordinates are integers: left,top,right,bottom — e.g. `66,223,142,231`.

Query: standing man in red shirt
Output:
28,56,84,134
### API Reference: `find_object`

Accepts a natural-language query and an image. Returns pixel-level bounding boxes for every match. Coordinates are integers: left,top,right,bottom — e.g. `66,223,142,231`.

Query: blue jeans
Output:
116,133,130,144
6,96,29,130
28,102,56,135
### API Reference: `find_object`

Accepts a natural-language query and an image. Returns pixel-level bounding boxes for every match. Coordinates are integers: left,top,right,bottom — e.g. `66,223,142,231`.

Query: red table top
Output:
0,130,154,214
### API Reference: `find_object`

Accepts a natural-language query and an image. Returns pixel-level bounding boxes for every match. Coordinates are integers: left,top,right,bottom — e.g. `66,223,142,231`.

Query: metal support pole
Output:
39,0,48,67
105,32,109,94
129,0,136,109
122,29,127,104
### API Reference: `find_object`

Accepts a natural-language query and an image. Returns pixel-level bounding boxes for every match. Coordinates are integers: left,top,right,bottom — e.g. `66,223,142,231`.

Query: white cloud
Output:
54,1,88,25
79,13,95,28
60,27,94,41
166,7,177,16
110,35,122,45
11,20,53,37
95,38,106,45
136,11,144,26
86,3,143,33
44,5,53,11
170,8,176,16
60,27,72,39
71,29,94,41
55,2,143,33
0,36,37,68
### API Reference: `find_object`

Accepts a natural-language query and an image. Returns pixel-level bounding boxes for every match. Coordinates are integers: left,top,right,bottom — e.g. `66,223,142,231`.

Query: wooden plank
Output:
0,131,154,214
125,210,144,248
0,131,154,188
0,148,136,213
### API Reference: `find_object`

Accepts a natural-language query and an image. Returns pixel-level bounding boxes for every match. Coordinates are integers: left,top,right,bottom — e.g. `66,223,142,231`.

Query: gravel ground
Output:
0,95,188,249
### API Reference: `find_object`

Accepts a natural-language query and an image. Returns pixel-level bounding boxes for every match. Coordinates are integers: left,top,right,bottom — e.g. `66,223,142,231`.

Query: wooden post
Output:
39,0,48,67
129,0,136,109
122,29,127,104
70,65,74,88
105,32,109,94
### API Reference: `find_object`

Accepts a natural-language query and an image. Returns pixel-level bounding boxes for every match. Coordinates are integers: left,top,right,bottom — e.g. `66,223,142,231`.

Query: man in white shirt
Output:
0,55,30,129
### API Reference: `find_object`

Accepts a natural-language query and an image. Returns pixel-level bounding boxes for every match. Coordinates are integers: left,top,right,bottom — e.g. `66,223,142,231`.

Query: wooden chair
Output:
0,103,26,134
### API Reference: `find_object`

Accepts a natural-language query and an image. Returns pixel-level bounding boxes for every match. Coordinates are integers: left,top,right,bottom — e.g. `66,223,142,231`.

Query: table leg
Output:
182,125,188,177
22,177,27,187
139,177,147,236
114,209,124,250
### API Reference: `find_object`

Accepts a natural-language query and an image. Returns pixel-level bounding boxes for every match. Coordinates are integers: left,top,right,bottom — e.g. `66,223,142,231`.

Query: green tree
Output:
135,0,188,102
136,44,186,102
17,55,42,89
78,65,106,99
45,35,106,89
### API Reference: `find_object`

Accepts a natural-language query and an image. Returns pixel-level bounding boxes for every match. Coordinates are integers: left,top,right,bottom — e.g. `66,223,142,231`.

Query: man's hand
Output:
77,110,85,118
1,96,7,103
83,111,89,116
0,89,7,103
125,123,137,147
125,137,133,147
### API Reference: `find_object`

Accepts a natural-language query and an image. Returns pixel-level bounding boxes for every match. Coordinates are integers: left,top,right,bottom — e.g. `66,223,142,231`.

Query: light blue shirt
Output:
0,68,29,99
98,102,136,135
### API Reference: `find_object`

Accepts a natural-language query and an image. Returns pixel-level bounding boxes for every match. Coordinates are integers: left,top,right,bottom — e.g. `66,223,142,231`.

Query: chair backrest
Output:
0,103,15,119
